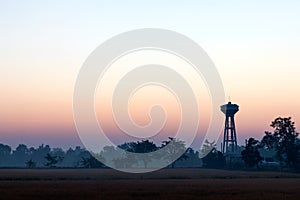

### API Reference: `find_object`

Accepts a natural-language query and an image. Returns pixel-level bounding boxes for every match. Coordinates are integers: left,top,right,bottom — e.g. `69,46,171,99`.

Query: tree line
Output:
200,117,300,169
0,117,299,169
242,117,300,168
0,144,91,168
0,138,202,169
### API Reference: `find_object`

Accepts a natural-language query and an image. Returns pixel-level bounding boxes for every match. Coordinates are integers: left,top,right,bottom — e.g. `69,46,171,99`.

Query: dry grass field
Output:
0,169,299,200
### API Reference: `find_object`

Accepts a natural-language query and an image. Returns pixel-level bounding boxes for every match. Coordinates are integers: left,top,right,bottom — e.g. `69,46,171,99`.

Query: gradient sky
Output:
0,0,300,149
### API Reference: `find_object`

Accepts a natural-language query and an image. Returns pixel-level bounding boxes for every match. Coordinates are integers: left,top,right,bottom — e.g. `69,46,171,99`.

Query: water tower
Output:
221,101,239,154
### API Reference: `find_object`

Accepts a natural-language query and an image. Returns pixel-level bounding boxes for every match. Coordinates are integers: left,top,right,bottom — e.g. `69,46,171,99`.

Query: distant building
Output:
258,148,280,169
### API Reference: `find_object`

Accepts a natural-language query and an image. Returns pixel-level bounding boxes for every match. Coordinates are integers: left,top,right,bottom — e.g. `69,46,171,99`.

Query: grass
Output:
0,169,299,199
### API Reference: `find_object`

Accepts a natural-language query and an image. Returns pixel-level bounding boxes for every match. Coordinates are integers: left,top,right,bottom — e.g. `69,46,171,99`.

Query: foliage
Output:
241,138,262,167
44,153,63,168
200,140,217,158
160,137,188,168
117,141,157,168
202,148,225,168
261,117,299,167
80,155,105,168
26,159,36,168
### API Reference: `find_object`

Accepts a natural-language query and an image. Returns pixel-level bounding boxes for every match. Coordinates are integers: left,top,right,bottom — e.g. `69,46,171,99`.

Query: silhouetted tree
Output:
242,138,262,167
12,144,30,166
117,142,138,168
134,140,158,153
260,131,278,150
176,147,202,167
80,155,105,168
44,153,63,168
25,159,36,168
101,146,119,165
261,117,299,167
200,140,217,158
0,144,11,166
131,140,158,168
63,146,86,167
160,137,187,168
30,144,51,167
202,148,225,168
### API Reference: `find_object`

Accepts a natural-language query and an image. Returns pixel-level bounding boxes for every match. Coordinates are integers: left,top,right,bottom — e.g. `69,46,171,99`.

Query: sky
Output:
0,0,300,149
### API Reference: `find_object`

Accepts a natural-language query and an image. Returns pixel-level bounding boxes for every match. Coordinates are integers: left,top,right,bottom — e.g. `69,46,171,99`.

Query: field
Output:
0,169,300,200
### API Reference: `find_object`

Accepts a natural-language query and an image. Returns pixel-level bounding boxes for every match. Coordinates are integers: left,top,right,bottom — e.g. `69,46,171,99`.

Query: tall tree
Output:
160,137,187,168
117,142,138,168
132,140,158,168
31,144,51,167
80,155,105,168
117,140,158,168
44,153,63,168
200,140,217,158
261,117,299,167
0,144,12,166
241,138,262,167
12,144,29,166
25,159,36,168
202,148,225,168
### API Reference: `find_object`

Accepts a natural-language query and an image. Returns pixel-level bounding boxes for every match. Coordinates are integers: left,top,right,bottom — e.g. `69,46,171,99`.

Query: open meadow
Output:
0,169,299,200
